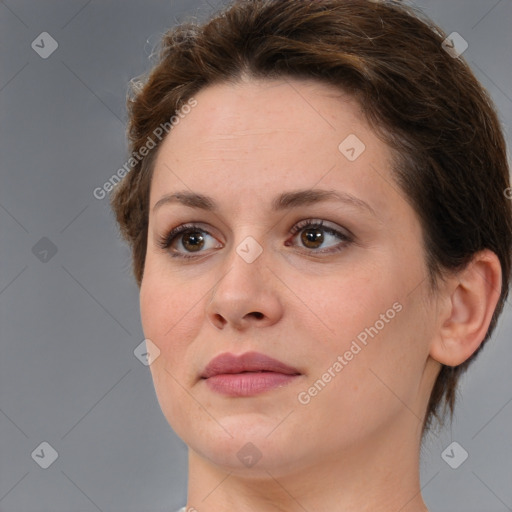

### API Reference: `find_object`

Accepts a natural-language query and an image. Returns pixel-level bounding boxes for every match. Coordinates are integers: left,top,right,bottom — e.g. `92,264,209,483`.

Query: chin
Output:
186,417,305,470
193,438,306,477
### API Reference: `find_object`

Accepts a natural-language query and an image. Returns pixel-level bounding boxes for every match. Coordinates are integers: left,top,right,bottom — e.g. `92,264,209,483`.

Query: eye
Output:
156,223,221,259
286,219,352,254
157,219,353,260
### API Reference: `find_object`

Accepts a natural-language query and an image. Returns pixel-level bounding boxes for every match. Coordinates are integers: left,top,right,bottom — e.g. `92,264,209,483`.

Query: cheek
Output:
139,268,206,430
302,261,430,410
303,264,396,346
140,269,208,433
140,263,204,353
296,304,429,447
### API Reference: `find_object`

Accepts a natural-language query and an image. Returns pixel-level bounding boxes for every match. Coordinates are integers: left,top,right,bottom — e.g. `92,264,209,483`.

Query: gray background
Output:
0,0,510,511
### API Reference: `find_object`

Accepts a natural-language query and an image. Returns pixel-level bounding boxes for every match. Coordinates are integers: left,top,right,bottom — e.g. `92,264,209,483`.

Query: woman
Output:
111,0,511,510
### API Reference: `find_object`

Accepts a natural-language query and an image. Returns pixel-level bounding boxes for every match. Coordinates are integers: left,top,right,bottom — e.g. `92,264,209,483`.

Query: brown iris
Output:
182,231,205,252
301,228,324,249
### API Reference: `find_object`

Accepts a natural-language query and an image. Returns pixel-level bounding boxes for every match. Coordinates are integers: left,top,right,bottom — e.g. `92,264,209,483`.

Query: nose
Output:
205,239,284,331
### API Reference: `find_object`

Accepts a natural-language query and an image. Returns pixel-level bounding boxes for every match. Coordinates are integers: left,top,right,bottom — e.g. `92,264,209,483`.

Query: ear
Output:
430,249,502,367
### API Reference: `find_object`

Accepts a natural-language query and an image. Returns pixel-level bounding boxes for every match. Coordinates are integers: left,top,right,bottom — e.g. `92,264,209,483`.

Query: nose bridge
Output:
214,232,267,299
206,230,283,329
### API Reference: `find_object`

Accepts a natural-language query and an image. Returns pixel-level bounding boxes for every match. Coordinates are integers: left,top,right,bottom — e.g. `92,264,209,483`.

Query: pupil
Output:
184,231,204,252
302,228,323,248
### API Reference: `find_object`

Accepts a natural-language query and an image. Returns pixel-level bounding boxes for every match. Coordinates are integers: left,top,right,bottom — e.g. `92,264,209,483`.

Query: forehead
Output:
149,78,400,221
160,78,365,153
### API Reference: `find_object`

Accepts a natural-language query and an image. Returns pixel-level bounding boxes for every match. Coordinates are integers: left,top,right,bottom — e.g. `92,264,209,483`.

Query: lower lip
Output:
203,372,300,396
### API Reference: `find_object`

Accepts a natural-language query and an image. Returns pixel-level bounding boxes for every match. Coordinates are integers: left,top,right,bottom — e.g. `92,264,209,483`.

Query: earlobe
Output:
429,250,502,367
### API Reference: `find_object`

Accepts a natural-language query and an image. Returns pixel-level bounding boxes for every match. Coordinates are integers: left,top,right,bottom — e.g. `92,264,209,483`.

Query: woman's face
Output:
140,77,441,476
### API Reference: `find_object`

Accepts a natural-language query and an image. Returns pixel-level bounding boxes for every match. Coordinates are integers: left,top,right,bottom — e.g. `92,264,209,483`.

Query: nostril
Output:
250,312,264,319
214,313,227,325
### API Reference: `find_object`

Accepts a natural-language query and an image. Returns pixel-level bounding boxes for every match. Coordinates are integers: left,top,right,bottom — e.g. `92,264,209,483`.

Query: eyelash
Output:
156,219,353,260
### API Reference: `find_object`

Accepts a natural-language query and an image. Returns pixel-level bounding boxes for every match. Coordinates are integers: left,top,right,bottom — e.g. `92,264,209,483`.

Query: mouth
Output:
200,351,302,397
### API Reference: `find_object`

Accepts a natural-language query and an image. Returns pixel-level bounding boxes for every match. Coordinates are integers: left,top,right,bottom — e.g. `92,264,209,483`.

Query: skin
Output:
139,77,502,511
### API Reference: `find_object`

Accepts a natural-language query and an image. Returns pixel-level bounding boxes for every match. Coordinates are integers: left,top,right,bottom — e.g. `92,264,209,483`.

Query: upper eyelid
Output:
172,219,345,236
291,218,349,234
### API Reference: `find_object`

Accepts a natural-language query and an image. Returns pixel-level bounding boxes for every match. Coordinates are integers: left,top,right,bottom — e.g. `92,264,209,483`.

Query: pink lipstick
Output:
201,351,301,397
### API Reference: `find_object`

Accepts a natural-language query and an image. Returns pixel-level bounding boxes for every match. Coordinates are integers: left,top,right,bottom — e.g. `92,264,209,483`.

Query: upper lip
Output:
201,351,301,379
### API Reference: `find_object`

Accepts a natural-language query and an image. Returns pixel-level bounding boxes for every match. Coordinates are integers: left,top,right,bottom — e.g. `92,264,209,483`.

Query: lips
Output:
201,351,301,379
200,351,302,397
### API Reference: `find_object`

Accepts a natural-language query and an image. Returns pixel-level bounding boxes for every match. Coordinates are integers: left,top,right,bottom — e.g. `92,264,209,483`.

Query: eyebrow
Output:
152,188,377,217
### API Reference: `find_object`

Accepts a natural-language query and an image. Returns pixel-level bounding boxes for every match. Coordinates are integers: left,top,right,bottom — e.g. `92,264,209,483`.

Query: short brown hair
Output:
111,0,512,433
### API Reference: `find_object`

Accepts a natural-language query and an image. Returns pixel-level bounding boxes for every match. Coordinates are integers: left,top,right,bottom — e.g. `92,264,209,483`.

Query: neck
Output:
184,415,429,512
